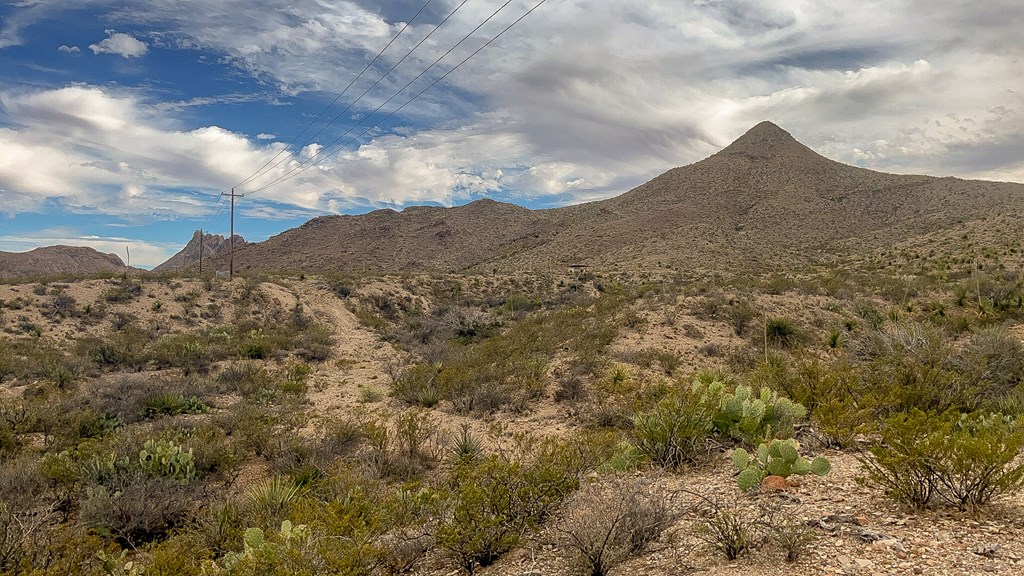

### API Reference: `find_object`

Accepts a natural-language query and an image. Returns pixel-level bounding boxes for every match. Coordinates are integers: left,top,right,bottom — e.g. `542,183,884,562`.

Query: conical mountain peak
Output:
717,121,815,159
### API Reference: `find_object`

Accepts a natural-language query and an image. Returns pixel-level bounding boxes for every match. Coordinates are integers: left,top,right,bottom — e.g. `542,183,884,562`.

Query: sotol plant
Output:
732,439,830,492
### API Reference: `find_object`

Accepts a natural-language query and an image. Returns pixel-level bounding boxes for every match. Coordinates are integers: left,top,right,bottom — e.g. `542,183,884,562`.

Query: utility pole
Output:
221,189,244,279
198,228,204,275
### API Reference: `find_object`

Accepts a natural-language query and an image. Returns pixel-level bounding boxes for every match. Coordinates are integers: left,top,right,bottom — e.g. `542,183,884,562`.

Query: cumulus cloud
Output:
94,0,1024,191
0,85,322,218
256,133,276,140
57,44,80,53
89,30,148,58
2,0,1024,225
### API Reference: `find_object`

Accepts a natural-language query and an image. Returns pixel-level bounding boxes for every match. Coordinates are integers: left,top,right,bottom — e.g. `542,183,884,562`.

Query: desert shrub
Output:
691,497,760,561
436,438,590,573
294,323,334,362
80,474,196,547
862,353,974,415
860,409,1024,511
144,531,213,576
326,275,355,298
181,425,240,479
760,503,816,562
0,339,80,387
361,410,441,480
239,329,273,360
103,277,143,303
0,420,20,457
391,363,443,407
149,334,215,375
631,382,719,469
727,299,757,336
953,327,1024,399
396,294,625,415
652,349,683,375
76,325,153,370
214,403,280,458
216,361,306,403
551,476,674,576
47,292,78,318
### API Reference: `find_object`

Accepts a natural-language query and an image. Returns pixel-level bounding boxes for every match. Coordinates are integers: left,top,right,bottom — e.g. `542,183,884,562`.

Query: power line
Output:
233,0,438,189
238,0,473,192
190,0,442,234
248,0,548,196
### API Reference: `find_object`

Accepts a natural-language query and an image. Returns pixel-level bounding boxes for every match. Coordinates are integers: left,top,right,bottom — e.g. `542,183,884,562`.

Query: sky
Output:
1,0,1022,268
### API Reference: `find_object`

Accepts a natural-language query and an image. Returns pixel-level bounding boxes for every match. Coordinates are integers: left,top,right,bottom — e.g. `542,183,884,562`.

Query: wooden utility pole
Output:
198,229,204,275
221,189,244,279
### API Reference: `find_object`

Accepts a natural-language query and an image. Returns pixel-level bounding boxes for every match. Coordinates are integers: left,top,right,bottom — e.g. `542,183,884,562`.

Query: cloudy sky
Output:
1,0,1022,268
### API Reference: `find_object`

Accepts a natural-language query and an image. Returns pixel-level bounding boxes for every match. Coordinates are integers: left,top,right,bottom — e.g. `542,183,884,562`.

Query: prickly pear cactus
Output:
731,439,830,492
715,385,808,446
138,439,196,482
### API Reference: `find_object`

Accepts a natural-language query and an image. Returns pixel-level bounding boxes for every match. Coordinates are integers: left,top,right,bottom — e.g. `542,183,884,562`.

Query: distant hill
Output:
152,231,245,273
0,246,131,279
208,121,1024,276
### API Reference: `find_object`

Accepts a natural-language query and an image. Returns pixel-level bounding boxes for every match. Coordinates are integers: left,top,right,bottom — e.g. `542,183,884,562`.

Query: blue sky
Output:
1,1,1022,268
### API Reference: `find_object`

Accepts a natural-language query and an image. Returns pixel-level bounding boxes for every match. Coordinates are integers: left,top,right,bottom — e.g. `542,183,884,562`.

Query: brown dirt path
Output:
289,280,404,416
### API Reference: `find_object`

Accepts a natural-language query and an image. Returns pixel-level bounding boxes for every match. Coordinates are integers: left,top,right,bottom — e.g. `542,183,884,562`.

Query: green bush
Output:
436,439,587,574
631,383,719,469
391,363,443,407
149,334,213,375
860,409,1024,511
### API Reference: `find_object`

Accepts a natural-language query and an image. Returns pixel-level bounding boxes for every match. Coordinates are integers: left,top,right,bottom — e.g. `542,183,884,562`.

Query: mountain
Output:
211,121,1024,276
0,246,131,279
152,231,245,273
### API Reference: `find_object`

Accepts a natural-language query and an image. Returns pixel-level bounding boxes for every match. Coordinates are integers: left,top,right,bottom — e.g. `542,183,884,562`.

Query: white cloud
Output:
57,44,80,53
1,0,1023,224
89,30,148,58
0,85,303,218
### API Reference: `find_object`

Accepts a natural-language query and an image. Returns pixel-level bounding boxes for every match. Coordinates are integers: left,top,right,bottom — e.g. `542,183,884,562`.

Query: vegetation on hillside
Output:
0,261,1022,575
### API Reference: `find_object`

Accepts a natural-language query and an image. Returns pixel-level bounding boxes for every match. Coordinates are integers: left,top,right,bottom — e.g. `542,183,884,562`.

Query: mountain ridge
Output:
152,231,245,273
200,121,1024,276
0,246,132,279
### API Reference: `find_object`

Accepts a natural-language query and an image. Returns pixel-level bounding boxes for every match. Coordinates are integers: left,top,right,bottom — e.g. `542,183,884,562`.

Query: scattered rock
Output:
972,544,1000,558
858,529,895,543
761,475,792,491
824,513,868,526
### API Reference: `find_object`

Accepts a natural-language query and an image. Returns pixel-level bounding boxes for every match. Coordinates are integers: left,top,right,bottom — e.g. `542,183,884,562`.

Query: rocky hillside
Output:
0,245,131,279
213,122,1024,276
152,230,245,274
